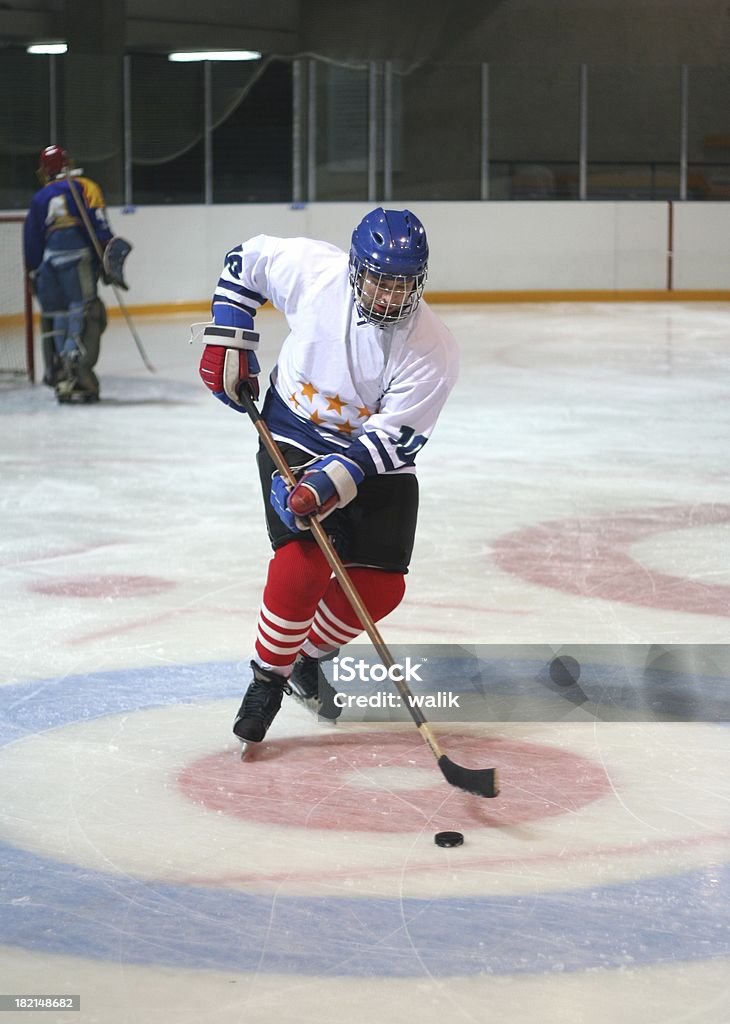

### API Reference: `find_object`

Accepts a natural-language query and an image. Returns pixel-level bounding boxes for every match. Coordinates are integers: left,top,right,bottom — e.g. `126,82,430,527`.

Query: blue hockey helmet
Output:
349,208,429,325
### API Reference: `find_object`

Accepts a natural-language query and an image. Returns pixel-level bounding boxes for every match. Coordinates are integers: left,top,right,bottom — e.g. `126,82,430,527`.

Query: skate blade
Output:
239,740,261,761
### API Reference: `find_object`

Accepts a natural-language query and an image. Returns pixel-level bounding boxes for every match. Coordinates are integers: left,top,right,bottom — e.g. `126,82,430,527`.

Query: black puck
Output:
549,655,581,686
434,831,464,848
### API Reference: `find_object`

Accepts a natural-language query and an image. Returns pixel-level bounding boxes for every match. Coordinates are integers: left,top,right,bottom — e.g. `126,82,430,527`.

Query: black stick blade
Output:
438,755,499,798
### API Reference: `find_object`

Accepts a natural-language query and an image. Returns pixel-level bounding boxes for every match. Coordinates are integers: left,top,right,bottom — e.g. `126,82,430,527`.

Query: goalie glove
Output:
270,454,365,532
199,303,261,409
101,236,133,290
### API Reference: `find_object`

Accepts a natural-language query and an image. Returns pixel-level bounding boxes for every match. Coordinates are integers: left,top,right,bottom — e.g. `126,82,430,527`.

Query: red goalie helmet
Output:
37,144,70,183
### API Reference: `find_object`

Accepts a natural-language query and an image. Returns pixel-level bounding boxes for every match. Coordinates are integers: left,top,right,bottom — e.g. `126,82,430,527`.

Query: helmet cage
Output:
349,259,427,326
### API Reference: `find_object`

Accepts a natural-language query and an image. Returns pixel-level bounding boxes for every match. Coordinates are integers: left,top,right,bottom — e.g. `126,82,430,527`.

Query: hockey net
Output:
0,215,34,383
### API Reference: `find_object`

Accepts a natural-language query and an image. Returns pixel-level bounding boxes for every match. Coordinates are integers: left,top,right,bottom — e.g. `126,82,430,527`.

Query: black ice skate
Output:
233,661,291,756
289,654,342,722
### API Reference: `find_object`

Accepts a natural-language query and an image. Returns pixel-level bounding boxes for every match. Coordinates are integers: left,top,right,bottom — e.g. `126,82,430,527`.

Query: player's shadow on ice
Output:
99,397,192,406
97,376,203,406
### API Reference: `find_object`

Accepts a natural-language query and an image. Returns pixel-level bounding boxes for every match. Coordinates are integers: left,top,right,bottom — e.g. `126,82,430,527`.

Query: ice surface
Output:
0,303,728,1023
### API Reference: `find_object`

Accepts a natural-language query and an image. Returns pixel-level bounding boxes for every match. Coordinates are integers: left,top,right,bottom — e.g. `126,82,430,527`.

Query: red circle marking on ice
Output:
493,503,730,618
28,575,176,598
179,733,610,832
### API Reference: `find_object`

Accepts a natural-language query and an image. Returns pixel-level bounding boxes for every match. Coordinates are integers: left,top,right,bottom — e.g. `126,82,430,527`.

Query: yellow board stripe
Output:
101,290,730,317
5,290,730,330
424,290,730,303
109,290,730,317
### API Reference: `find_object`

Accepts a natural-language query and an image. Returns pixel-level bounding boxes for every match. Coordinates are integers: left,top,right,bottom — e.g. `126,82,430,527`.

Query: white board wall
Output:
671,204,730,289
8,201,730,310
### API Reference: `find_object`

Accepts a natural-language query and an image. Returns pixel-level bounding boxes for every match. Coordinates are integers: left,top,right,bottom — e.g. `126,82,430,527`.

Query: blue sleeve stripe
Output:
213,292,259,318
354,433,392,474
367,431,397,472
340,440,378,476
240,285,267,304
217,278,266,305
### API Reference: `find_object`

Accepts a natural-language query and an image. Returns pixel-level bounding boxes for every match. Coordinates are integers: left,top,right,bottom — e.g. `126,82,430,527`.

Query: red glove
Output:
199,344,260,408
270,455,364,532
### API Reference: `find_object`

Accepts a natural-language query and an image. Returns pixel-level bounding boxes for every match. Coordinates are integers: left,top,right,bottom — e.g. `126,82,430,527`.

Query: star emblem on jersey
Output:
288,383,372,436
326,394,346,414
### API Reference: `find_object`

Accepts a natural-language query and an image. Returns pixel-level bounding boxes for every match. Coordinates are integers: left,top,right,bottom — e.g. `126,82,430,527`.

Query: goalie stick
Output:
63,172,155,374
238,385,499,799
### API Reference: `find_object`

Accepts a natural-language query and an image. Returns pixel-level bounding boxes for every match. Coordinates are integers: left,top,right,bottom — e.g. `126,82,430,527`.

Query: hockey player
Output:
24,145,112,402
199,208,458,748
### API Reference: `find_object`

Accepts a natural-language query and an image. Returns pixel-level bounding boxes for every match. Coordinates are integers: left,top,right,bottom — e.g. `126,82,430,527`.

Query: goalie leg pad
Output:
41,317,62,386
78,297,106,370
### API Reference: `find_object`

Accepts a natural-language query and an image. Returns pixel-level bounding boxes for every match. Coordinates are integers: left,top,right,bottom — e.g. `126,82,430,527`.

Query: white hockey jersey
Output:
213,234,458,476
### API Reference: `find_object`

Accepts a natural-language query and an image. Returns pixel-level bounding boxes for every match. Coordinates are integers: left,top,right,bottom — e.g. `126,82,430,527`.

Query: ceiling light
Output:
27,42,68,55
168,50,261,62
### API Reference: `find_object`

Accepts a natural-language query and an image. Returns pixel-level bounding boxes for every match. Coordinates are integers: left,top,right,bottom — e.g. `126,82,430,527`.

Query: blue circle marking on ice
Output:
0,663,728,976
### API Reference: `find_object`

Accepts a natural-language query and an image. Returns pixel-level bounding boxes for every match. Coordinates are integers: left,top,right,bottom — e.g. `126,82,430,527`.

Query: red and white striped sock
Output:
254,541,332,675
302,568,406,657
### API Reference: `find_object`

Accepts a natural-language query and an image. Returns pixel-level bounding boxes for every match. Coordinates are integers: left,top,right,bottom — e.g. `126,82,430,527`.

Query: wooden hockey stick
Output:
239,386,499,798
64,173,155,373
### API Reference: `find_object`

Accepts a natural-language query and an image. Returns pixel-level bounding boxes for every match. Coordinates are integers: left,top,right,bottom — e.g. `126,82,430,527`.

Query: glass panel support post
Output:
579,64,588,200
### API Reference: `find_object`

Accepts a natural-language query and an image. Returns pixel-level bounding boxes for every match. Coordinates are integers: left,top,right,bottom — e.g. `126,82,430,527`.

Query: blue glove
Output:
270,454,365,532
